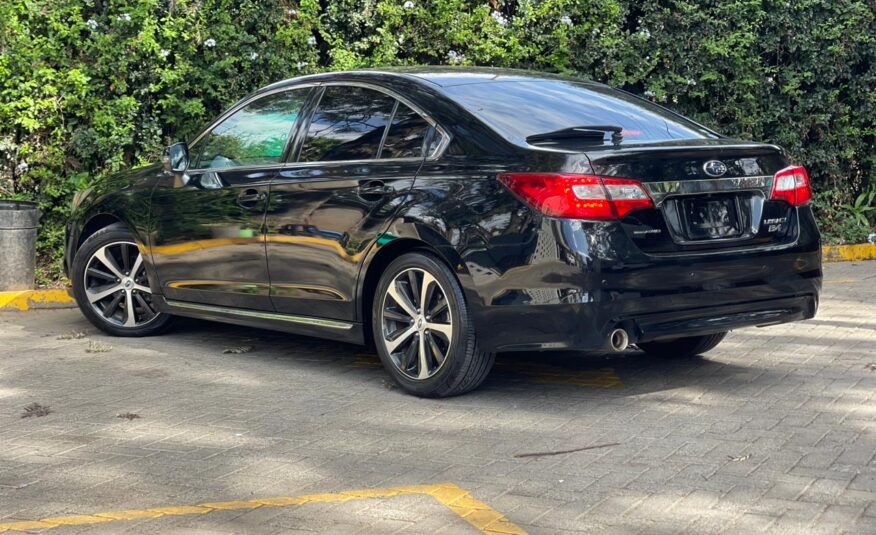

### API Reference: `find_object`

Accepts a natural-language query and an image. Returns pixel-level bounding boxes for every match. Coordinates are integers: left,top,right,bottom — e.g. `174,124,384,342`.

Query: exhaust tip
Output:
609,328,629,352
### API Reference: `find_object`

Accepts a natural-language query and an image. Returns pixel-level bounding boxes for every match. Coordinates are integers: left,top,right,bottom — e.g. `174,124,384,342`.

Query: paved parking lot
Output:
1,261,875,534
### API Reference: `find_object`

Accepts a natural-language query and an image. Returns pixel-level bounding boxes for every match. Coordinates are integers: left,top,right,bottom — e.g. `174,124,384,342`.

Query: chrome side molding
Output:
164,300,354,330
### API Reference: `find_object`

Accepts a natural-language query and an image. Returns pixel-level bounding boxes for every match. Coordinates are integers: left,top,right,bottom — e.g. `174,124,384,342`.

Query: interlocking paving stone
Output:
0,261,875,533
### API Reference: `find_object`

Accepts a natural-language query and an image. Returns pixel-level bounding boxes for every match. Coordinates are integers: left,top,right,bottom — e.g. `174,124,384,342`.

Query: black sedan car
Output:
65,68,821,397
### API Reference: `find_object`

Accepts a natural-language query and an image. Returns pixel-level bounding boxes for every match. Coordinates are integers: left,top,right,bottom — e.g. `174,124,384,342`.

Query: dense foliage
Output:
1,0,874,282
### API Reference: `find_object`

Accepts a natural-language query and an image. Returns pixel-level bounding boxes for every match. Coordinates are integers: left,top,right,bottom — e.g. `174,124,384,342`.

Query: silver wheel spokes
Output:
382,268,453,380
84,241,157,327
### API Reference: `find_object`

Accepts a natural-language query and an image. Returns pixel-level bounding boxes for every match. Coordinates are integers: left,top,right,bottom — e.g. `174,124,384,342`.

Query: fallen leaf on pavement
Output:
85,341,112,353
728,453,752,462
117,413,141,421
21,403,52,418
223,345,254,354
57,330,86,340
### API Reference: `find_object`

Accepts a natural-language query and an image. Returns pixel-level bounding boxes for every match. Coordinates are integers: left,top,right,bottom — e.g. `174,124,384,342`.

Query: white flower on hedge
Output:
204,38,216,48
686,78,696,86
296,61,307,70
403,1,414,8
118,13,131,22
491,11,508,26
86,19,98,30
17,162,28,174
307,36,317,46
644,90,655,98
447,50,464,64
638,28,651,39
250,51,259,60
559,15,573,26
159,49,170,59
287,8,297,16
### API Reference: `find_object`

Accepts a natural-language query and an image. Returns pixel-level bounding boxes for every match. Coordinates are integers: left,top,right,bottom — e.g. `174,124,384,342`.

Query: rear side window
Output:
444,80,718,146
299,86,395,162
197,89,308,169
379,102,431,159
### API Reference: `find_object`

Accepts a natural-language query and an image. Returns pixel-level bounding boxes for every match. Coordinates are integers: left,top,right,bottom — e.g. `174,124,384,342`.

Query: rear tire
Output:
71,226,173,337
637,332,727,358
372,251,494,397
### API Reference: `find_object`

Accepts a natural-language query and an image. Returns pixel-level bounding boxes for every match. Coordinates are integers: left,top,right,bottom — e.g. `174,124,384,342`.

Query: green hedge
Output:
1,1,874,282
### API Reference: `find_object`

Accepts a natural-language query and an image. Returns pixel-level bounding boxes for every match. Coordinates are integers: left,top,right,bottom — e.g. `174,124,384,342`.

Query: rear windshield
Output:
443,80,719,146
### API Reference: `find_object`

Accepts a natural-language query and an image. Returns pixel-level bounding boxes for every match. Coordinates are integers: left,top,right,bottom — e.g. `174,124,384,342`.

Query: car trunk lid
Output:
583,140,798,254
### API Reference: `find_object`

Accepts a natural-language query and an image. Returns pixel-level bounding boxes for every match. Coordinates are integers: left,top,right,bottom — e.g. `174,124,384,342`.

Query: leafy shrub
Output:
1,0,874,282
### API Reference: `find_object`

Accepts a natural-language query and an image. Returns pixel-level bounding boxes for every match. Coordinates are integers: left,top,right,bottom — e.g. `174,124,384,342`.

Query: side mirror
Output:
163,142,190,174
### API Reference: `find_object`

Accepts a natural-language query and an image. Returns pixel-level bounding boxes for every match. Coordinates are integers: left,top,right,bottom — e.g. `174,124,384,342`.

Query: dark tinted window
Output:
380,103,431,159
444,80,718,146
197,90,307,169
300,86,395,162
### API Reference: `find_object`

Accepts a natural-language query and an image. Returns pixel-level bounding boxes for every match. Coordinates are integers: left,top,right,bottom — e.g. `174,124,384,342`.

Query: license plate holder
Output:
681,196,743,240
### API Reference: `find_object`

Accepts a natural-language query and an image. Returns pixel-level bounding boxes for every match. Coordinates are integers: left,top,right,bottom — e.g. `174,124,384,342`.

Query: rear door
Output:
265,83,446,321
150,88,311,310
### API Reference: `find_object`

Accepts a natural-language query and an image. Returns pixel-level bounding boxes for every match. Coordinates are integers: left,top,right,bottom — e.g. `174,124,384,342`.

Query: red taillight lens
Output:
497,173,653,220
771,165,812,206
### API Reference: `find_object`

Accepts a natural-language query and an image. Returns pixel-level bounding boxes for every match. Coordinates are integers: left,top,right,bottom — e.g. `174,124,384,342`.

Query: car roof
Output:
261,66,593,92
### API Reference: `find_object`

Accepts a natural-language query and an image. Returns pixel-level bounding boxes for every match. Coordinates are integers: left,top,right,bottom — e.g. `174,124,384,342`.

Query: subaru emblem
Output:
703,160,728,177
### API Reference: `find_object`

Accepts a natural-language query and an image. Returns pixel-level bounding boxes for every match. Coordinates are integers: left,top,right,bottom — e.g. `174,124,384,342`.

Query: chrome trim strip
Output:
644,175,773,205
165,300,354,330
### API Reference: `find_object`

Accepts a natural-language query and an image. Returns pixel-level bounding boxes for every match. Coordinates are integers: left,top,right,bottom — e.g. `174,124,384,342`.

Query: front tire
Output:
71,226,172,337
637,332,727,358
372,252,494,397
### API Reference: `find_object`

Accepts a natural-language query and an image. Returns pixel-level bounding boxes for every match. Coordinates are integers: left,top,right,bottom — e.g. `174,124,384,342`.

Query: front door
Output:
150,88,311,310
265,84,445,321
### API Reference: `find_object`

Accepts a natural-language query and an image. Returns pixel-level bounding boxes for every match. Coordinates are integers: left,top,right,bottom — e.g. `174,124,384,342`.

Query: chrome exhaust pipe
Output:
609,328,629,352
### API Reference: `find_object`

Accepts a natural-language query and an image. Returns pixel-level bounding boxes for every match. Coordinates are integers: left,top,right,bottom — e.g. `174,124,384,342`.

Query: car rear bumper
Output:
464,211,822,353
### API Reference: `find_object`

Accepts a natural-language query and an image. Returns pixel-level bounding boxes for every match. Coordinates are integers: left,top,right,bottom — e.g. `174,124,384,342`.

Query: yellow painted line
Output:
0,289,74,311
824,279,859,284
0,483,526,534
822,243,876,263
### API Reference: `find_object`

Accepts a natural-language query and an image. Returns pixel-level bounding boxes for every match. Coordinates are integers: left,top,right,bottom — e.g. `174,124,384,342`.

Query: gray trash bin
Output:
0,200,40,291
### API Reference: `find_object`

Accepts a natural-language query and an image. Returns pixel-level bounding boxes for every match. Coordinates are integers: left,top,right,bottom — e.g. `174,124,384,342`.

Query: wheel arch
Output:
78,213,127,248
356,230,472,348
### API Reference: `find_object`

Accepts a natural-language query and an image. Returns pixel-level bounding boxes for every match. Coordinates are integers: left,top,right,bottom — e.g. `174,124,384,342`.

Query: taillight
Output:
771,165,812,206
497,173,653,220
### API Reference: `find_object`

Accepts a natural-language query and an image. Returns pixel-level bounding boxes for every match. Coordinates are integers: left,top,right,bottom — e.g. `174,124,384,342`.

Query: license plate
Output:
682,196,742,240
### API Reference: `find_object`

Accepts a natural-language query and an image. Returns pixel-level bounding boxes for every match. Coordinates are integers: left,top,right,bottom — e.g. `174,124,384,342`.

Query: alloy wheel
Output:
380,267,453,380
83,241,159,327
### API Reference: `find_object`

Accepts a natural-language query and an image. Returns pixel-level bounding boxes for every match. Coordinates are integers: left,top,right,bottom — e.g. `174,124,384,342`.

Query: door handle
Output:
357,180,390,196
238,188,266,207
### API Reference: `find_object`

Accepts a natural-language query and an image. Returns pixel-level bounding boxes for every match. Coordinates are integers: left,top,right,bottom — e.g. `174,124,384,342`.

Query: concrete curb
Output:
822,243,876,263
0,244,873,311
0,289,75,311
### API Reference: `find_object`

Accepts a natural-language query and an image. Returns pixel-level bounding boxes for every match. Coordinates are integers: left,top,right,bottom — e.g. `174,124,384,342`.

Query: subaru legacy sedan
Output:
65,68,821,397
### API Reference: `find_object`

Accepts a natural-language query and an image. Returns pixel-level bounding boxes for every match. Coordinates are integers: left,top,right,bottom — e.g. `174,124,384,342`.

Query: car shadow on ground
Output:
162,316,768,400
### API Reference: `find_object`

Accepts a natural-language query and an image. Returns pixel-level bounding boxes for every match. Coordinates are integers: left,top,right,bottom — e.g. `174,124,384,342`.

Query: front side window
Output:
299,86,396,162
197,89,308,169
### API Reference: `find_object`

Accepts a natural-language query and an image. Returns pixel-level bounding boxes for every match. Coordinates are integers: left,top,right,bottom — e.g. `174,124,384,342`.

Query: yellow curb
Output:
0,483,526,534
822,243,876,263
0,289,74,311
